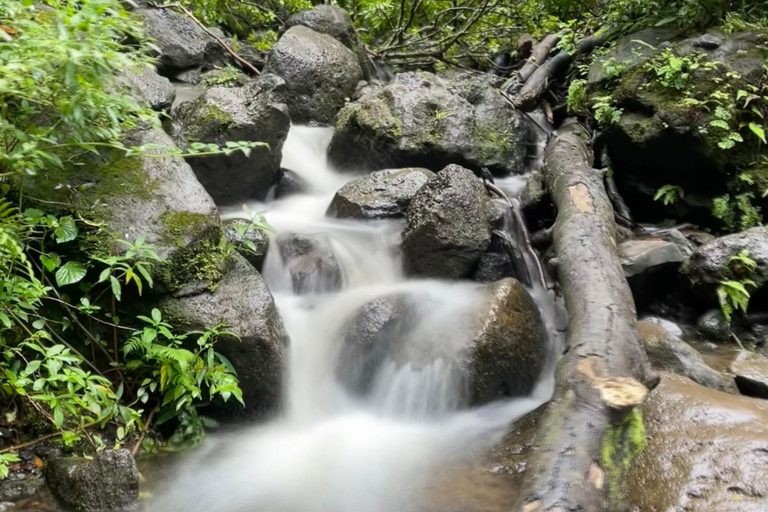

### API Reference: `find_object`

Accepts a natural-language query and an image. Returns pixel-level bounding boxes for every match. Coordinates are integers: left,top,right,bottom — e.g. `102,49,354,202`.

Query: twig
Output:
131,406,157,457
0,421,100,454
154,3,260,75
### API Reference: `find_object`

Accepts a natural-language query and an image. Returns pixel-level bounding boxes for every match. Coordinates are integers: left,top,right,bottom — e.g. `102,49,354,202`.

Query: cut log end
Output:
594,377,648,411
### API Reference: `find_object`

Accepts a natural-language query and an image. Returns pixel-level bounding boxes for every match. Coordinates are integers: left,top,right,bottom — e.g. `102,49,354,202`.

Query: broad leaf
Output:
54,216,79,243
55,261,87,286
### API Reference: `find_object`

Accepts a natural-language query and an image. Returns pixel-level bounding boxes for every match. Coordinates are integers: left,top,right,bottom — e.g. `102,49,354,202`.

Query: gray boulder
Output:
116,66,175,111
327,168,434,220
328,72,529,175
402,165,496,278
729,350,768,399
159,254,286,417
45,450,138,512
275,169,310,198
277,233,343,294
697,308,731,342
136,8,222,74
285,5,360,52
223,220,270,271
637,320,737,393
619,239,685,278
169,74,290,204
265,26,362,125
463,278,547,404
682,227,768,292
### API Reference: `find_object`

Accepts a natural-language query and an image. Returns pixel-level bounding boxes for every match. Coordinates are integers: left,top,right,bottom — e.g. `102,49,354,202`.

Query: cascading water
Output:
149,125,561,512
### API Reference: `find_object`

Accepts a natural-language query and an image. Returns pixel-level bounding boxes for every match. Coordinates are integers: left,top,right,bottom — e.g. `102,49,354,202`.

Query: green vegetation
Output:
717,250,757,324
654,184,685,205
601,409,647,507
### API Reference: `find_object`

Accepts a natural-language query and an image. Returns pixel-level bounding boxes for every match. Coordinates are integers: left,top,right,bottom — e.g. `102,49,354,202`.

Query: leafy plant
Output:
0,454,20,479
646,48,703,90
717,250,758,324
654,184,685,205
567,79,588,114
592,96,624,125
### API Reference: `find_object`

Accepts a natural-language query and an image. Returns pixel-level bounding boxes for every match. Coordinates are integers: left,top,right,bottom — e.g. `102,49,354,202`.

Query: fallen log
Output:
504,34,561,94
512,122,659,512
509,34,608,111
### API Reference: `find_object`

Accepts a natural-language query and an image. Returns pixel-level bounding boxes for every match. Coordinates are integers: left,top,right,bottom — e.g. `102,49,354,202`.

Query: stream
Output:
147,126,562,512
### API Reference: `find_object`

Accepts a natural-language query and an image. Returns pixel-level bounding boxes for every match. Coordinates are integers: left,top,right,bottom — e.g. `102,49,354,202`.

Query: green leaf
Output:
54,216,79,243
109,275,122,301
55,261,87,287
41,253,61,272
748,123,766,144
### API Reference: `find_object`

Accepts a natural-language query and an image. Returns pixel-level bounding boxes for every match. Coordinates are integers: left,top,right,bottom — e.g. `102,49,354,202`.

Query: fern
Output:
653,184,685,205
717,279,755,323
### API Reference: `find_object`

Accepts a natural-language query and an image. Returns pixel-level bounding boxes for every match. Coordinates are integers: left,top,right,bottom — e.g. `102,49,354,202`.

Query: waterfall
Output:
148,126,560,512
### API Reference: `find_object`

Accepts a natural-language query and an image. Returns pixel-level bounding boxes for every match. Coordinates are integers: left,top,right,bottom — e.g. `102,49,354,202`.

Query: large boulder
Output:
264,26,362,125
619,238,686,308
402,165,497,279
169,74,291,204
592,31,768,225
629,374,768,512
328,72,530,175
116,66,175,111
136,8,225,76
637,320,737,392
159,253,286,417
277,233,343,294
284,5,360,53
682,226,768,293
45,450,138,512
327,167,434,220
21,128,218,264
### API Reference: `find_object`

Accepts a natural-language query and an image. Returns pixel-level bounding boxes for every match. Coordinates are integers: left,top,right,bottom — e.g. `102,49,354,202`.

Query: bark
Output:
509,34,608,111
504,34,561,94
512,122,659,512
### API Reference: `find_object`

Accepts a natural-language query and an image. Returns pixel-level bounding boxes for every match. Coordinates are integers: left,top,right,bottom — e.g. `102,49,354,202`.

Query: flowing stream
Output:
149,126,561,512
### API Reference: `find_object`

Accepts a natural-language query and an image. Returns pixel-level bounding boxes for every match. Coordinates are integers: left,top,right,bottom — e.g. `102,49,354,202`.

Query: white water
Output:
150,126,557,512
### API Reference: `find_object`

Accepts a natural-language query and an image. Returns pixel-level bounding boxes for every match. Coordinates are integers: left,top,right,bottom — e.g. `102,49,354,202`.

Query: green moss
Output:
160,211,216,248
473,123,512,160
157,227,230,292
601,408,647,507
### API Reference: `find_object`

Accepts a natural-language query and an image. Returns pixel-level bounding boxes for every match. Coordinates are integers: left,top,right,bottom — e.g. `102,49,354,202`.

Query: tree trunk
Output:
512,122,659,512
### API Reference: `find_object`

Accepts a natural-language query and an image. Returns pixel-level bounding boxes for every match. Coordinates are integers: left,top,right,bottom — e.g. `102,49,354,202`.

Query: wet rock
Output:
402,165,496,279
629,374,768,512
159,253,286,417
21,127,218,266
223,220,270,271
337,294,414,393
620,238,685,278
136,8,220,75
169,74,290,204
275,169,310,198
472,231,527,284
328,72,529,175
45,450,138,512
116,66,175,111
265,26,361,125
327,168,434,220
682,226,768,292
637,320,737,392
0,477,44,502
277,233,343,294
519,170,551,229
697,308,731,342
642,316,684,338
729,351,768,399
174,67,202,84
200,67,250,88
464,278,547,404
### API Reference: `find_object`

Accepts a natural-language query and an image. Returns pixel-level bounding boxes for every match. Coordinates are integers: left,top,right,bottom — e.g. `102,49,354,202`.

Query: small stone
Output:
697,309,732,342
619,239,685,278
729,351,768,399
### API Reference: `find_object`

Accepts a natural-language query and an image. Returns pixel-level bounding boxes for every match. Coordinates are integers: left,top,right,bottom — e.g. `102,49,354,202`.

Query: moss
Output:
160,211,216,248
157,226,230,292
601,408,647,507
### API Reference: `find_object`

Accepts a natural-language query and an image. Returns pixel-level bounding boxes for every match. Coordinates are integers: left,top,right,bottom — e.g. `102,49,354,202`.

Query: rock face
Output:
637,320,736,392
464,278,547,404
265,26,362,124
223,220,270,271
159,254,286,416
629,374,768,512
45,450,138,512
402,165,497,279
169,74,291,204
327,168,434,220
682,226,768,292
116,66,175,111
277,233,343,294
22,128,218,264
136,8,223,76
328,72,529,175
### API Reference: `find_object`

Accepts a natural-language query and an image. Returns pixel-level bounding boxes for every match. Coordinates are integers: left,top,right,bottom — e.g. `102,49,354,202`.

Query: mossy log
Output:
512,122,659,512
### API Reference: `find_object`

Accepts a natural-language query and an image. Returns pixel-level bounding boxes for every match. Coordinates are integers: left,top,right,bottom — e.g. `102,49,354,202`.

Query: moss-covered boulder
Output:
116,65,175,111
326,167,434,220
328,71,530,175
22,128,219,264
463,278,547,404
629,373,768,512
591,30,768,225
169,73,290,205
401,164,497,279
264,26,362,125
159,253,286,417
